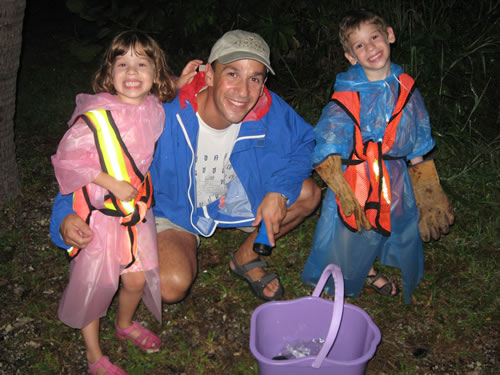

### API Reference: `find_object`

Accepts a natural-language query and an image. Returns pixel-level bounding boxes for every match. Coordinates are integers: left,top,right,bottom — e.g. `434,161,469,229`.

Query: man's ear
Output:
259,77,267,96
386,26,396,44
205,62,214,86
344,51,358,66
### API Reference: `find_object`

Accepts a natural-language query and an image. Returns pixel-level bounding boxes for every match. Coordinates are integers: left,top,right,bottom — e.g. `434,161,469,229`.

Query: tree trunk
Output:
0,0,25,205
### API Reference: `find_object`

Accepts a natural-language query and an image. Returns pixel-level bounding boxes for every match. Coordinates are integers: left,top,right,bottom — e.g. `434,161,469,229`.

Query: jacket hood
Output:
178,70,272,123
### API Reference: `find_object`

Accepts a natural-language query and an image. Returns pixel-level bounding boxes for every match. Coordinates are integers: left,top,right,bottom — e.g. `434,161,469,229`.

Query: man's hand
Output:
409,160,454,241
315,154,371,231
253,192,288,246
60,213,93,249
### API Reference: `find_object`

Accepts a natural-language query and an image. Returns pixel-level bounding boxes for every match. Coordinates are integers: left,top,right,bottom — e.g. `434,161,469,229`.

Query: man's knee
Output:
157,229,198,303
160,270,195,303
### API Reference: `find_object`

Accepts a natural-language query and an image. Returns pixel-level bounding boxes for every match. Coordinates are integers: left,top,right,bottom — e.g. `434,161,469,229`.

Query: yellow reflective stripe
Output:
91,110,129,183
372,160,390,203
86,110,135,214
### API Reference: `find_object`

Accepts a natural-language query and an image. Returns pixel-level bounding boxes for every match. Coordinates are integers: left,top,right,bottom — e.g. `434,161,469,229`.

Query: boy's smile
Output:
344,22,396,81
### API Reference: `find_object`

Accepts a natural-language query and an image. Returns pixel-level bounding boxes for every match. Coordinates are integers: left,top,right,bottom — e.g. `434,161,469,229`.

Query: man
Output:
50,30,321,302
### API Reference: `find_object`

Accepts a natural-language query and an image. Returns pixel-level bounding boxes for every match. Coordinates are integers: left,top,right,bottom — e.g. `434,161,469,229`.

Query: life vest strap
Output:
69,110,153,268
331,73,415,235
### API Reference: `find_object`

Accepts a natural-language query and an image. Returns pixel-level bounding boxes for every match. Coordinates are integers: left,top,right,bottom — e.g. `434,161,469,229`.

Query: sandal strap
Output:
257,272,279,287
230,252,283,301
115,320,160,352
366,271,383,285
231,253,268,273
88,356,128,375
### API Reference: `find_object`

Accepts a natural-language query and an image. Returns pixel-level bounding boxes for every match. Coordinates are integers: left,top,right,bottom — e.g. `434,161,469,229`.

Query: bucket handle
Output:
311,264,344,369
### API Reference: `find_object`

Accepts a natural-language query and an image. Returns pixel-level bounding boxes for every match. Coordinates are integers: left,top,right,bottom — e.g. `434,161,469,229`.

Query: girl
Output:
52,31,200,375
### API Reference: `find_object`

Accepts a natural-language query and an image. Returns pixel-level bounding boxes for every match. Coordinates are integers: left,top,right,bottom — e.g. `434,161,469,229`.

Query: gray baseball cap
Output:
208,29,275,75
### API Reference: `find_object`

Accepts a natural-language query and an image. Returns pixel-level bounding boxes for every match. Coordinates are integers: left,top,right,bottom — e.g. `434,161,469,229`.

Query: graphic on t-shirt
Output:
194,114,241,207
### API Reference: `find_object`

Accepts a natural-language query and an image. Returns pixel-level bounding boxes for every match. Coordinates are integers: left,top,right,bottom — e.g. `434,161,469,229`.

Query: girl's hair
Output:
93,31,176,103
339,9,389,54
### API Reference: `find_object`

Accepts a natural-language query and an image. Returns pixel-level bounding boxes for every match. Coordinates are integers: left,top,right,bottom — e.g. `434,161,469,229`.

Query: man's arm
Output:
49,192,93,249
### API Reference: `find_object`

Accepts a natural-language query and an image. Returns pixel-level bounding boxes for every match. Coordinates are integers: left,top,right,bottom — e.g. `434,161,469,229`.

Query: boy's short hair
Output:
339,9,389,53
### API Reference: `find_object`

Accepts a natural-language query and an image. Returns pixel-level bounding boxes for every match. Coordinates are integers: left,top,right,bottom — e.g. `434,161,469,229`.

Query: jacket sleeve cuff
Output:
49,192,75,250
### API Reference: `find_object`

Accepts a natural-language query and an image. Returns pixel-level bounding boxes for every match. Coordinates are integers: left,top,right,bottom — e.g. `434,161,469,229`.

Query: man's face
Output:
204,59,267,129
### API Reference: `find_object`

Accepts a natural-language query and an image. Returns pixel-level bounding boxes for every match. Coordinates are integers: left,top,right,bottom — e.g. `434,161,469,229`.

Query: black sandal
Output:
230,252,283,301
365,271,400,297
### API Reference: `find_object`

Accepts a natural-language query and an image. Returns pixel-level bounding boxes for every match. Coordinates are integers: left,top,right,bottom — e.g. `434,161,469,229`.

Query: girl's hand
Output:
111,180,138,202
175,59,203,90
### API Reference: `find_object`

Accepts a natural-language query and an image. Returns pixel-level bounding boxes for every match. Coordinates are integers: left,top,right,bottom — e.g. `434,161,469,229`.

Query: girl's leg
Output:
84,320,128,375
116,271,146,330
115,271,160,352
82,318,103,364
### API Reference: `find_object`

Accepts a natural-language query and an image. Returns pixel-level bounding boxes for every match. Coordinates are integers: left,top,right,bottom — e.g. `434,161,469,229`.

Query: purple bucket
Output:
249,264,381,375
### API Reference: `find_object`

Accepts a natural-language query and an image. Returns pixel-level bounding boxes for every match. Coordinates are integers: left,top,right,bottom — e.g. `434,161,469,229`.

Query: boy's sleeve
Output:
312,101,355,166
406,89,435,160
49,192,75,250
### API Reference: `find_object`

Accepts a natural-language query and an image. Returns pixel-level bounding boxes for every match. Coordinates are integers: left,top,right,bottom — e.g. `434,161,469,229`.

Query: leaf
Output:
68,42,103,63
66,0,85,14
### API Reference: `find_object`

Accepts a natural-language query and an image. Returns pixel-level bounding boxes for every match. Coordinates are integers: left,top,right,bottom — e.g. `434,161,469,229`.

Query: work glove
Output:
408,159,454,241
315,154,371,232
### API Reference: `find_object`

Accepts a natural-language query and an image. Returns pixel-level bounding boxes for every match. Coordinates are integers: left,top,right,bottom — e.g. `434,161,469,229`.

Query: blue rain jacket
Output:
301,63,435,304
50,72,315,247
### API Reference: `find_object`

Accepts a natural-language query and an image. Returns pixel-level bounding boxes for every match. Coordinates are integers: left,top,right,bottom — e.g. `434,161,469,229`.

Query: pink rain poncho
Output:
52,93,165,328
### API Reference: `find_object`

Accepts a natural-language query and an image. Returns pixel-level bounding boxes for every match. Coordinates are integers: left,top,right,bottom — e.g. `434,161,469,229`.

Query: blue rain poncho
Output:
301,63,435,303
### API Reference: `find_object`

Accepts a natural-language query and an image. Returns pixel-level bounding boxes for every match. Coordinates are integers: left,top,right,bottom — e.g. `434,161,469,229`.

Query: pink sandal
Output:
115,320,161,353
88,356,128,375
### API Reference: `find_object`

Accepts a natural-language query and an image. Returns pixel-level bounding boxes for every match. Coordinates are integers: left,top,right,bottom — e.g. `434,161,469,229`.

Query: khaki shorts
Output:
155,216,200,246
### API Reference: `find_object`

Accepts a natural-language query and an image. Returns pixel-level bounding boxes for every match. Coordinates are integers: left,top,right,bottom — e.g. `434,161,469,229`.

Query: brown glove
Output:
315,154,371,231
408,159,454,241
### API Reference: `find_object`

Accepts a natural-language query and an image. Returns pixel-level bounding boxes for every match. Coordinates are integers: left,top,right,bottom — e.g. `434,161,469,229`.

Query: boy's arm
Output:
315,154,371,232
49,192,93,249
408,158,454,241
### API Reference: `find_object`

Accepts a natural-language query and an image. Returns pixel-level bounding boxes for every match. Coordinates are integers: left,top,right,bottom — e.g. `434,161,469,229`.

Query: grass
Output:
1,0,498,374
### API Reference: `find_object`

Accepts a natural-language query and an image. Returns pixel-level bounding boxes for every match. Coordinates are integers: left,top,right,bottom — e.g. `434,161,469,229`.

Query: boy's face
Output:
344,22,395,81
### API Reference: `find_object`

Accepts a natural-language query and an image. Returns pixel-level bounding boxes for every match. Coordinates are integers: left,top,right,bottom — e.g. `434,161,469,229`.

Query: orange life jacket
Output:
331,73,415,236
68,110,153,268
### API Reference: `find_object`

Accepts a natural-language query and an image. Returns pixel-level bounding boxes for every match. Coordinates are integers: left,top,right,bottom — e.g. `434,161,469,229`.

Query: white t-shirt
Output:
195,113,241,207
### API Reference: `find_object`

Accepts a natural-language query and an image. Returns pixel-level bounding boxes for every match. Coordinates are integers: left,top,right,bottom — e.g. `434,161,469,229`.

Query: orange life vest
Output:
68,110,153,268
331,73,415,236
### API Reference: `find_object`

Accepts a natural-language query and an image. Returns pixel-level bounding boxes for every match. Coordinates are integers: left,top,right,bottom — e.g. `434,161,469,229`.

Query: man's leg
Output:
231,177,321,298
157,229,198,303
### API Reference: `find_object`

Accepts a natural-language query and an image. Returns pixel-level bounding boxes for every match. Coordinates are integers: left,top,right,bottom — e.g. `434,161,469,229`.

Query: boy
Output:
301,9,454,303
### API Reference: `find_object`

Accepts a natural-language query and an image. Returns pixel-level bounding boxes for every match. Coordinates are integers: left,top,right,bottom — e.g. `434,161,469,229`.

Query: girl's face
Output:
112,47,155,105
